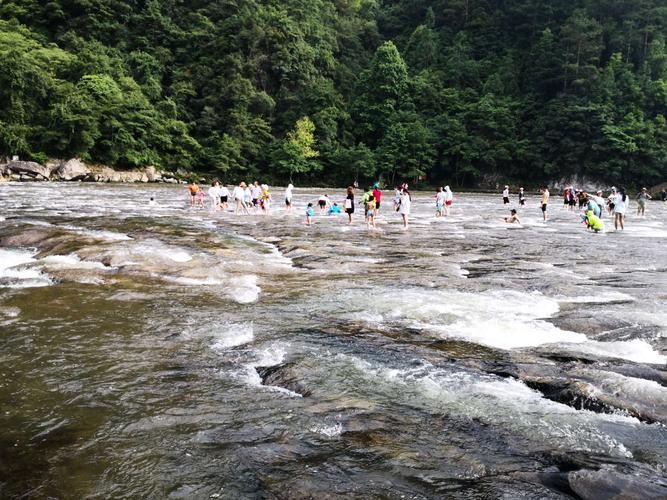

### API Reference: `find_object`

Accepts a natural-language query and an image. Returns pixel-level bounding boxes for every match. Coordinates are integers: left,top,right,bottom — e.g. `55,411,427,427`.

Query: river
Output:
1,182,666,498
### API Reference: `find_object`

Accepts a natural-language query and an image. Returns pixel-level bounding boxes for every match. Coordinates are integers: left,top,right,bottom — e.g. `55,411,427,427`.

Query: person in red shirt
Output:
372,183,382,217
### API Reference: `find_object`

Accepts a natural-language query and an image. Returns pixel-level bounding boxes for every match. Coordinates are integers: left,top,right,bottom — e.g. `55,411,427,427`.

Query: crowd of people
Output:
501,184,660,232
184,179,660,233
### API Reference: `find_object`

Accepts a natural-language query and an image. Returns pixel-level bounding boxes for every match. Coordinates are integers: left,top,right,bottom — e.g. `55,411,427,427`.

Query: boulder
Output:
7,161,51,180
144,166,161,182
56,158,90,181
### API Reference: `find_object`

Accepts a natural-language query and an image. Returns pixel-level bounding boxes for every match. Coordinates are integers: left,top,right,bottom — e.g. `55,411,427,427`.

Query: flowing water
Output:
1,183,666,499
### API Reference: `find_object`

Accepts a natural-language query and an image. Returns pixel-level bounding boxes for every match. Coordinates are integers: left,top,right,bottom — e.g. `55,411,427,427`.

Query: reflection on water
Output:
1,182,666,498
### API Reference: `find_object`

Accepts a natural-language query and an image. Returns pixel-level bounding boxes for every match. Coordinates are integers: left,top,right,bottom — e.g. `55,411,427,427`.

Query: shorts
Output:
220,196,228,203
541,203,547,212
609,203,615,210
190,192,197,197
345,208,353,215
503,197,510,204
436,203,444,212
318,200,326,207
445,200,453,207
285,198,292,206
375,201,380,209
564,199,569,205
519,199,525,206
252,198,259,206
638,200,646,207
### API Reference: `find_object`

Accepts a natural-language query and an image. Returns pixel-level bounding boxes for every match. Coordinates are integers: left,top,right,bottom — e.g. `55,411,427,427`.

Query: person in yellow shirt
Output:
540,186,550,222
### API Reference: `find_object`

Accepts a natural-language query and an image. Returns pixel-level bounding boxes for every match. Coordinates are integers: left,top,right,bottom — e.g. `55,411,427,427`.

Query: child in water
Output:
306,203,315,226
327,203,342,215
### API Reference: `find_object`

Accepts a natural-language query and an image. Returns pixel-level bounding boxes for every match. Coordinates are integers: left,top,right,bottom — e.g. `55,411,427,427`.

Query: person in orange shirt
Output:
188,181,200,207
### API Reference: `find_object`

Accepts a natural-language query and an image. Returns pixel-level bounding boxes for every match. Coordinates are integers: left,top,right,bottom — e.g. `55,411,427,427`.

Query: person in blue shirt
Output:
327,203,342,215
306,203,315,226
585,194,601,218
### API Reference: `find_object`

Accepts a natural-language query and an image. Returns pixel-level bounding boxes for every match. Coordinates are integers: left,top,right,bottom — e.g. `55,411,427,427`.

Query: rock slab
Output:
7,161,51,180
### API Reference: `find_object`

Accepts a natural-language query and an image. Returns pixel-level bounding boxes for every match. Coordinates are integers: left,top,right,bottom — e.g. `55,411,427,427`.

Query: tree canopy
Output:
1,0,666,187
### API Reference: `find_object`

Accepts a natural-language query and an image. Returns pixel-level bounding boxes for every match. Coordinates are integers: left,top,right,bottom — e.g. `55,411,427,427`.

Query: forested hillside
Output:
1,1,666,187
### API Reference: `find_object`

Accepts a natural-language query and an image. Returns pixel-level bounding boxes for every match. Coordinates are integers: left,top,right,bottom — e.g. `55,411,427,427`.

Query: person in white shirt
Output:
208,181,221,211
502,185,510,204
218,184,230,210
613,188,628,230
444,185,453,215
399,189,411,228
317,194,330,214
285,183,294,214
435,187,446,217
233,182,249,214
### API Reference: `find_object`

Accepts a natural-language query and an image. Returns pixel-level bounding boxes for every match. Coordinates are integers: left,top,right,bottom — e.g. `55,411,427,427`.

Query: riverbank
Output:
0,158,186,184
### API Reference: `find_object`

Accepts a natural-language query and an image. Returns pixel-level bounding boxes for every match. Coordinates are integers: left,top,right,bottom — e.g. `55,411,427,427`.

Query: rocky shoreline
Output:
0,158,185,184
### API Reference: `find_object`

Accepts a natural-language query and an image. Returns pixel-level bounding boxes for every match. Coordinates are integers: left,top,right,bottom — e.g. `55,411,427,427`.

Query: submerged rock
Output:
256,363,312,397
568,469,667,500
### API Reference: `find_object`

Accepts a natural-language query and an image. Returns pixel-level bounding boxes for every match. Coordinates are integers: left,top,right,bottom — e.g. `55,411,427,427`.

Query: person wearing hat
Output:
636,187,652,216
502,185,510,204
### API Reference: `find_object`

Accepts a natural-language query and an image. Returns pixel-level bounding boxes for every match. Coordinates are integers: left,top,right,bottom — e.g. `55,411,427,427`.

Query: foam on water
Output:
340,287,665,361
336,354,635,457
168,250,192,262
211,323,255,350
562,338,666,364
344,288,584,349
0,248,52,288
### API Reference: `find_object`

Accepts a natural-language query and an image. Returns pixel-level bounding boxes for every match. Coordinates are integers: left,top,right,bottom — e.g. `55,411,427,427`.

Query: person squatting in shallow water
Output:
505,209,521,224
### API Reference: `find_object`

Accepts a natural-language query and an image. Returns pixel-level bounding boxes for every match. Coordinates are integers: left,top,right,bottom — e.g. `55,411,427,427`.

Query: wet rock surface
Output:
0,184,666,498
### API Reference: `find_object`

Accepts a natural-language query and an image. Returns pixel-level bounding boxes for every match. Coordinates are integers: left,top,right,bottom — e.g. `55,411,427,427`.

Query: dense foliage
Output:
1,1,666,187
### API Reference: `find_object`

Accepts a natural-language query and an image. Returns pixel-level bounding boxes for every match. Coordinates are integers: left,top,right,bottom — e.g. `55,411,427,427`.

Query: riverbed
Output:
1,182,666,498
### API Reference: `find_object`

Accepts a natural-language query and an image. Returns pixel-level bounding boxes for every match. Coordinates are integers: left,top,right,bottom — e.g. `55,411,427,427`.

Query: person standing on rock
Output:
399,189,412,229
613,188,628,230
540,186,549,222
285,183,294,214
188,181,200,208
233,182,249,215
372,184,382,218
208,180,221,211
444,186,453,215
636,188,651,216
344,186,355,224
219,183,230,211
